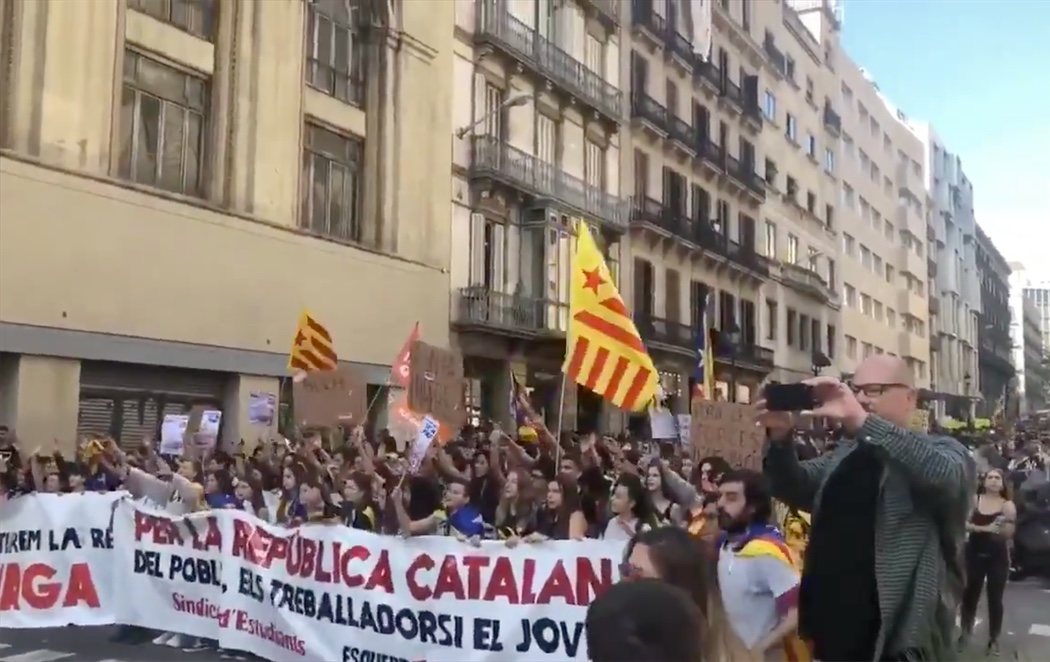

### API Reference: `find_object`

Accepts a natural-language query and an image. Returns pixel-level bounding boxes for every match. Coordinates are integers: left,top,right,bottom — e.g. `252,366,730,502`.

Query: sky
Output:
840,0,1050,280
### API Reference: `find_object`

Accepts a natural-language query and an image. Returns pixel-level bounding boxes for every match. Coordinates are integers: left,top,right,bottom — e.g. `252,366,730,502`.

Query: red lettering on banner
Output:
406,554,435,600
0,562,100,610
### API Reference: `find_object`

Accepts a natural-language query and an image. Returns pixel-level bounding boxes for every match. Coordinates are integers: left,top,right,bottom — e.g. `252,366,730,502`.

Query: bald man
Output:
757,356,974,662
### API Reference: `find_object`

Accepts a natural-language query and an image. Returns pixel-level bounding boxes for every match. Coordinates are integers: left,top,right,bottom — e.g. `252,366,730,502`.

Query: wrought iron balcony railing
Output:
697,59,721,89
696,137,724,169
823,102,842,134
631,93,668,131
454,286,544,333
636,315,696,350
476,3,621,121
719,342,775,369
764,38,787,77
471,135,629,229
722,76,743,108
587,0,620,25
631,0,665,35
691,224,769,277
668,115,695,147
780,262,833,301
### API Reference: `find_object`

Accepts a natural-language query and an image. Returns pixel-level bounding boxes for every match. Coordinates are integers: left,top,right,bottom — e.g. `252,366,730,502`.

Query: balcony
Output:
475,3,621,122
696,59,721,92
897,287,927,319
636,315,695,351
668,115,696,151
725,155,765,200
631,197,687,235
717,342,775,371
899,244,927,280
823,103,842,135
763,38,787,78
928,258,937,279
692,224,769,277
779,262,834,302
742,75,763,129
453,287,544,335
471,135,629,229
666,28,695,65
631,0,666,39
929,296,941,315
895,159,922,195
897,331,923,360
584,0,620,26
696,137,724,172
722,76,743,110
631,93,668,135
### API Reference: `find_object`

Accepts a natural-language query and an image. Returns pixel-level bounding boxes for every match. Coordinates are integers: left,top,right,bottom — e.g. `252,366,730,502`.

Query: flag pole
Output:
554,372,567,468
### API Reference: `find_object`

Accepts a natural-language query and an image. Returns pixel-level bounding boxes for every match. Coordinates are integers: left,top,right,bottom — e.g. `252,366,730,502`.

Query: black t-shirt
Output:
800,443,883,661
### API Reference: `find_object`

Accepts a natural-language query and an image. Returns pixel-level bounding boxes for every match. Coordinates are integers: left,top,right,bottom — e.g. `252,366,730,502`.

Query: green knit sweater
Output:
764,415,975,661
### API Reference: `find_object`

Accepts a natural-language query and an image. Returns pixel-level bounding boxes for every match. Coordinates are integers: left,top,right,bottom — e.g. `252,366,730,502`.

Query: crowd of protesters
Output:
2,356,1049,661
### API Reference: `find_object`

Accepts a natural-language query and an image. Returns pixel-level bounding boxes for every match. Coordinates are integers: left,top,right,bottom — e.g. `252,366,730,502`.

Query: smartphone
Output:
764,383,817,412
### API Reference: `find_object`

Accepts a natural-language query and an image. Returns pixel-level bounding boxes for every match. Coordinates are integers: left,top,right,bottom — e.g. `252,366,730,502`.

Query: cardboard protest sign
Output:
690,400,765,470
180,406,222,453
293,367,368,428
408,341,466,429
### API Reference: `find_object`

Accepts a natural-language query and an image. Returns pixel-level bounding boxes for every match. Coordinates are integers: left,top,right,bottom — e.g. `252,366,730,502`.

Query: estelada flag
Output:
562,221,658,412
288,310,338,372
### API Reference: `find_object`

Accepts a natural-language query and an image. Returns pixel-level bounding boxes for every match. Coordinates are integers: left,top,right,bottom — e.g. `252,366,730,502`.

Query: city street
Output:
962,576,1050,660
1,578,1047,662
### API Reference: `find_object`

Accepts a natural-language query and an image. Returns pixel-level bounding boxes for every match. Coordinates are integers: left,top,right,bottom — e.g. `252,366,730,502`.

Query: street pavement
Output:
1,578,1047,661
961,576,1050,660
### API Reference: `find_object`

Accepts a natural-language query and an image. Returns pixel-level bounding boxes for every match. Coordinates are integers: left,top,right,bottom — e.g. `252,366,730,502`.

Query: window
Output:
862,342,874,358
883,176,893,197
764,221,777,258
859,149,870,173
841,83,853,108
884,220,894,241
128,0,216,39
842,183,855,209
825,204,835,229
787,234,799,264
306,0,366,106
883,134,892,154
886,264,894,283
785,113,797,142
632,149,648,199
482,82,504,138
764,158,777,185
887,308,896,327
842,233,855,256
874,300,883,321
666,80,679,117
584,139,604,190
467,214,505,289
763,89,776,120
805,76,814,104
786,176,798,199
765,298,778,340
860,245,872,270
785,55,796,81
827,258,836,288
800,314,810,351
846,335,858,359
537,113,557,163
842,133,854,160
873,254,883,275
844,284,856,307
824,147,835,173
119,50,207,196
861,294,873,316
806,191,816,214
806,133,816,157
584,33,603,75
827,324,836,358
786,308,797,346
301,123,364,242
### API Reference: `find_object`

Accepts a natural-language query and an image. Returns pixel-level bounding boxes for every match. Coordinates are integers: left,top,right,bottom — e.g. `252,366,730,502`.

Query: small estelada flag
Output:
288,310,338,373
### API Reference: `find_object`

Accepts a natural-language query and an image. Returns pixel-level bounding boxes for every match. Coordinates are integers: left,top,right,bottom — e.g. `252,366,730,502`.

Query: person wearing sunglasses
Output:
758,355,974,662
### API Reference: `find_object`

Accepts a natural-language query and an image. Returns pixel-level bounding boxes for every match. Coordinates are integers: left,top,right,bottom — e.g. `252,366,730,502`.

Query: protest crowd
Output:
2,224,1049,662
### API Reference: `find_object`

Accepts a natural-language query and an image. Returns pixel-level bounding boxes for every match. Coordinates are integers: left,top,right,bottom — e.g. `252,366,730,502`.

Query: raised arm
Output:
763,440,836,513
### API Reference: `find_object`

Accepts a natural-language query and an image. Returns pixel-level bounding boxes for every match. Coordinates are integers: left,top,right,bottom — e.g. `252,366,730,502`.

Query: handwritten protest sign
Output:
408,341,466,429
292,367,367,428
690,400,765,469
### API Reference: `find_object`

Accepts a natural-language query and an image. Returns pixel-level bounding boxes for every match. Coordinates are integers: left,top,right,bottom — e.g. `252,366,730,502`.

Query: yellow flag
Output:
562,221,658,411
288,310,338,372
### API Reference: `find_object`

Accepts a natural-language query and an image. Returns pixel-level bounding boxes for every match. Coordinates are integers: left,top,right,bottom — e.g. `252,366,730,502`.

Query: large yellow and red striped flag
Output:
288,310,338,372
562,222,658,412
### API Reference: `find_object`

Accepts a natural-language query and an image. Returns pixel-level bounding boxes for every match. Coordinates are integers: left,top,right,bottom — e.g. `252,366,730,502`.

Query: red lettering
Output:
520,558,537,604
133,511,154,542
231,519,256,563
574,557,614,605
341,545,370,588
460,555,489,600
482,556,519,604
0,563,22,610
299,538,317,579
536,559,575,605
63,563,100,608
23,563,60,609
432,555,465,600
315,541,335,584
405,553,434,600
364,550,393,593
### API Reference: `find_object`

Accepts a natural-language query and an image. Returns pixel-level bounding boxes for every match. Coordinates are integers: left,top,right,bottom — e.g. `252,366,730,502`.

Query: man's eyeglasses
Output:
848,382,909,397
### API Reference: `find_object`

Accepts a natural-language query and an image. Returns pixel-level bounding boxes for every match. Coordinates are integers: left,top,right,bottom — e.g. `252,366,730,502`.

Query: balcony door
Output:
741,299,757,345
666,269,681,324
693,103,711,142
470,212,504,292
739,213,756,252
634,258,654,320
536,113,557,165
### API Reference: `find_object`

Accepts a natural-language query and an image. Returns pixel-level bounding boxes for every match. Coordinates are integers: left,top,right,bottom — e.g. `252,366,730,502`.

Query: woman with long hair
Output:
603,473,655,540
341,470,379,532
644,462,674,524
959,469,1016,656
275,462,307,526
495,468,538,544
621,527,757,661
529,475,587,541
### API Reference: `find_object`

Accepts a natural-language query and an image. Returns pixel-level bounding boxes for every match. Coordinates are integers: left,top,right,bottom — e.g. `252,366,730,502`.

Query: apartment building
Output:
975,225,1014,418
449,0,626,431
0,0,454,452
1009,270,1048,415
832,61,931,386
757,1,842,383
625,0,775,409
914,123,981,419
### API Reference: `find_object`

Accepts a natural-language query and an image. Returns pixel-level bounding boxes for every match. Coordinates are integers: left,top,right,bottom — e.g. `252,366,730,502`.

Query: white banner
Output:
0,492,121,627
1,495,626,661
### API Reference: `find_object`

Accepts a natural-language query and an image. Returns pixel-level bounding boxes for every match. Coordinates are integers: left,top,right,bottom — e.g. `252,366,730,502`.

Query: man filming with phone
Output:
757,355,974,662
